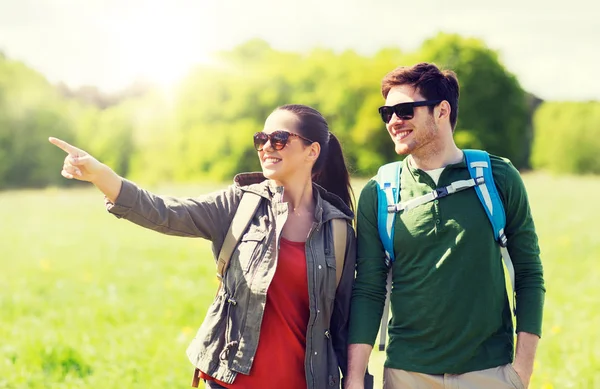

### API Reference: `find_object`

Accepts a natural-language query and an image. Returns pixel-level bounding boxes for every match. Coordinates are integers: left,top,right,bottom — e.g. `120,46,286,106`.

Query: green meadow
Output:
1,173,599,389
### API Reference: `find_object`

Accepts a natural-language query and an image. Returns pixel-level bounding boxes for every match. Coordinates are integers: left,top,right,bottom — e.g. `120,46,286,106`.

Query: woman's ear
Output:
306,142,321,163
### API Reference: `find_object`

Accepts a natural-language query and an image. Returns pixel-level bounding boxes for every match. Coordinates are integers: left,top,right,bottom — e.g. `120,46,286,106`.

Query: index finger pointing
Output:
49,137,78,154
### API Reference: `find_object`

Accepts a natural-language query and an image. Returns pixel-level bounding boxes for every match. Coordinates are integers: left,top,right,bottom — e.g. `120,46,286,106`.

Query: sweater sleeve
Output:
348,180,390,345
499,160,546,337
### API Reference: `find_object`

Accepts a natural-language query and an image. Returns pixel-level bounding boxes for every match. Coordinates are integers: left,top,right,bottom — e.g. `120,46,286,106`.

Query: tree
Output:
0,57,75,188
532,101,600,175
416,33,531,168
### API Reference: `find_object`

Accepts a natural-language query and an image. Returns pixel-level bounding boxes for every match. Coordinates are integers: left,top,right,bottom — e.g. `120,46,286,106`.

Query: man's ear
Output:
437,100,451,121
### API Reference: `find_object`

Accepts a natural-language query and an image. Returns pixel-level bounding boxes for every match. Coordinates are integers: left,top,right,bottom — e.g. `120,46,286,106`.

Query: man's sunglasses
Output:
378,100,442,124
253,130,314,151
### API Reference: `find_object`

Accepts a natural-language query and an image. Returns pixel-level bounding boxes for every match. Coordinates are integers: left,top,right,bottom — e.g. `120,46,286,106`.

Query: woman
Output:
49,104,358,389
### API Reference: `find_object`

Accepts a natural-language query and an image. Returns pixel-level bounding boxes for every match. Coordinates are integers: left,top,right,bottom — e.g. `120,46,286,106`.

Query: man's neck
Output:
409,143,463,171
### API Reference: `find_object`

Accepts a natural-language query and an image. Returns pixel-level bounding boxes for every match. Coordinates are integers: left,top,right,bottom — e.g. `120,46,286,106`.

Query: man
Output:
345,63,545,389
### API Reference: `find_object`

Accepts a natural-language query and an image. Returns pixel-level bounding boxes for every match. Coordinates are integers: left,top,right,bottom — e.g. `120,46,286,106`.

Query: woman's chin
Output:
261,168,278,180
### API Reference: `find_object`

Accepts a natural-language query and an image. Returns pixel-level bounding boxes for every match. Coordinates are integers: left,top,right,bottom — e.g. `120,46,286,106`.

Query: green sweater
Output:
348,154,545,374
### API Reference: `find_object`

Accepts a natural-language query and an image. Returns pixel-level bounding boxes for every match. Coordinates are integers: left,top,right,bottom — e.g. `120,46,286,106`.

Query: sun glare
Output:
111,1,216,88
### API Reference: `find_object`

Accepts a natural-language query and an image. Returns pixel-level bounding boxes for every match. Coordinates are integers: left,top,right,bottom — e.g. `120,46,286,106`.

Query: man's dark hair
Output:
382,62,460,130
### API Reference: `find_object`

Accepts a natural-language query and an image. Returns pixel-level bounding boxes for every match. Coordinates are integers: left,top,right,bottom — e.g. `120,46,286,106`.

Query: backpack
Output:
192,192,349,388
375,149,516,351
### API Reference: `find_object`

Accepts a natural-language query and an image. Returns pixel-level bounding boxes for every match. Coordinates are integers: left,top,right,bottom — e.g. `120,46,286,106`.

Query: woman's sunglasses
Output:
378,100,442,124
253,130,314,151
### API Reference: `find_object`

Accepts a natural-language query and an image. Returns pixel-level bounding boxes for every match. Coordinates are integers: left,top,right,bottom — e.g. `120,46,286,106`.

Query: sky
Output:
0,0,598,101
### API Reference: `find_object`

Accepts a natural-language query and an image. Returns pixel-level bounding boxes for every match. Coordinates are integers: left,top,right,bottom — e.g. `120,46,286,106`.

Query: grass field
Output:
1,173,599,389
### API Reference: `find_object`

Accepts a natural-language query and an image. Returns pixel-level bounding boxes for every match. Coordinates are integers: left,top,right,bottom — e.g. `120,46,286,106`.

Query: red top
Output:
200,237,309,388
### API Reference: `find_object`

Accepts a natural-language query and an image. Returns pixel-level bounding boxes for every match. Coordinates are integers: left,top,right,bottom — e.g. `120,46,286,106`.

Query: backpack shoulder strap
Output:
375,161,402,265
331,218,348,289
463,149,516,319
374,161,402,352
463,150,507,246
216,192,263,280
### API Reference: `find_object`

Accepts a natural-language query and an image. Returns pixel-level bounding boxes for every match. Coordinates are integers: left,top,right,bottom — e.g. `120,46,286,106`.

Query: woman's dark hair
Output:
276,104,355,213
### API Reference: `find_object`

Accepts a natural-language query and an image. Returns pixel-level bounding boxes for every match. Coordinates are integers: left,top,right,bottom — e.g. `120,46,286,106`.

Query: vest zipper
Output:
305,221,320,388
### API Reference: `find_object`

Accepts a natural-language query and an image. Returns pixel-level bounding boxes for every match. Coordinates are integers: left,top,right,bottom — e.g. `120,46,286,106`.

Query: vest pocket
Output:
324,255,337,300
236,228,267,273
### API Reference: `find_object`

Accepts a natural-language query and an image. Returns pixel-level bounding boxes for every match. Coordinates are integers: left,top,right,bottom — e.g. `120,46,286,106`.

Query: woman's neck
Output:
274,176,315,216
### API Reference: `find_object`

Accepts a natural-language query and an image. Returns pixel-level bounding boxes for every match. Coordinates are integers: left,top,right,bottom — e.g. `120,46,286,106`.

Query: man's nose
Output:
389,113,407,126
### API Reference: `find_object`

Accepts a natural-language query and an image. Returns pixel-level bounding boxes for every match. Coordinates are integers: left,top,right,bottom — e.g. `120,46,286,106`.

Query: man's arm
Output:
345,344,373,389
498,159,545,389
346,180,388,389
500,160,545,337
513,331,539,388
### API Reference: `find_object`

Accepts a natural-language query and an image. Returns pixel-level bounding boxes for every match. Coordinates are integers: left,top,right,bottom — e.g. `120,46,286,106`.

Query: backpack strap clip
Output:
434,186,449,199
498,229,508,248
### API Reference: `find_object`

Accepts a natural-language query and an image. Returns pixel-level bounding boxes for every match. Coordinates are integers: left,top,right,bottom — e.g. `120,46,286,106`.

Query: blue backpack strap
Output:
464,149,516,320
374,161,402,351
375,161,402,265
463,150,506,246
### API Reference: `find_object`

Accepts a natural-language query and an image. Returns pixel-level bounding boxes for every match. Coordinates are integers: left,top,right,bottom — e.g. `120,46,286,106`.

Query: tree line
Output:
0,33,598,190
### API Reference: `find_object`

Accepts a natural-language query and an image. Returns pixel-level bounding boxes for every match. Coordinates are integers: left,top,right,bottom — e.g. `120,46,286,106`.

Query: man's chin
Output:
394,144,411,156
